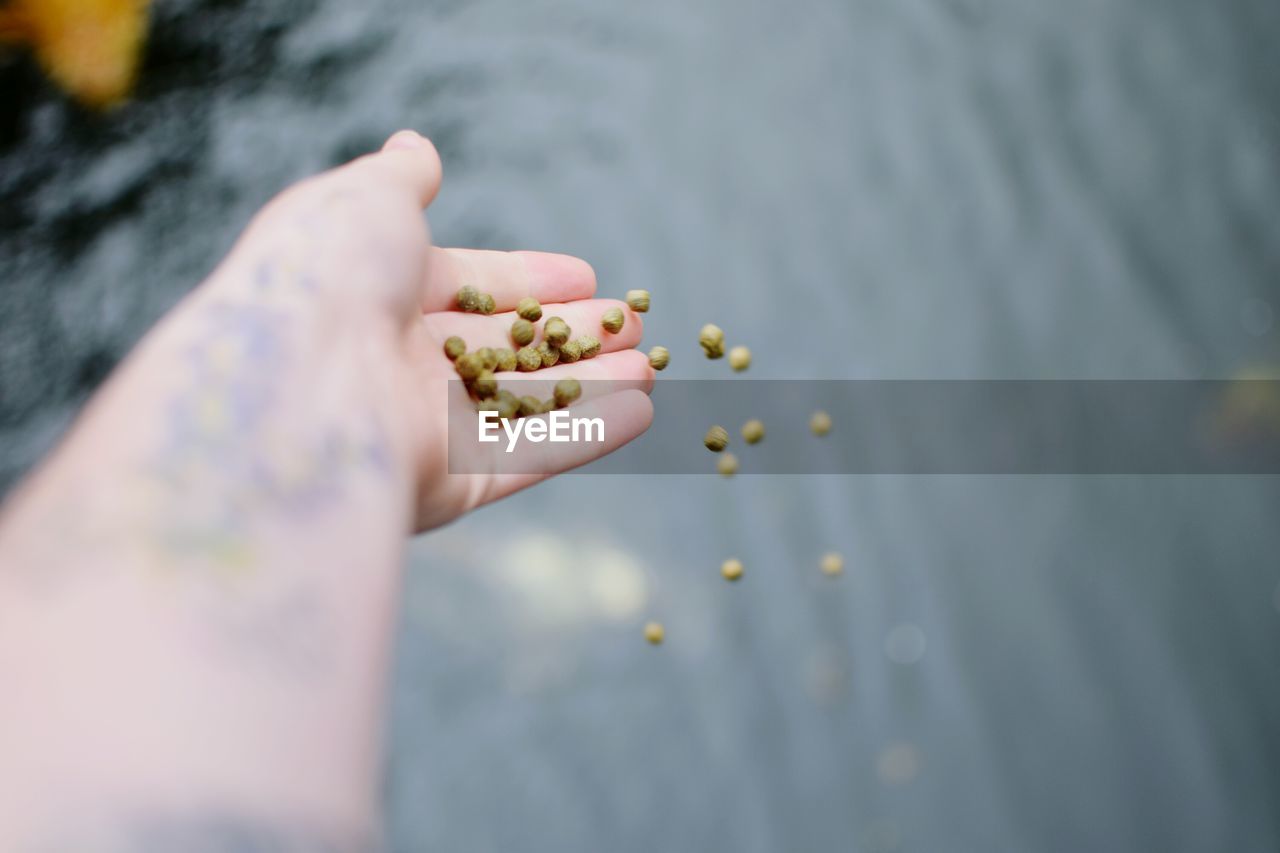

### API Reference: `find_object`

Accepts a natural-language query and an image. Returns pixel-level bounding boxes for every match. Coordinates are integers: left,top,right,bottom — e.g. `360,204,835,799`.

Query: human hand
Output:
207,130,655,532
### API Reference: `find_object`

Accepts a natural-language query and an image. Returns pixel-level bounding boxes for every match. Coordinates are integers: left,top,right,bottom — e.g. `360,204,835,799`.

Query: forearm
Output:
0,252,416,846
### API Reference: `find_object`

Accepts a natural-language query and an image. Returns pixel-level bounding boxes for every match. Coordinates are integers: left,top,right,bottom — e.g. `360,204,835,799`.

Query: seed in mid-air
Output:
601,307,625,334
625,290,650,313
810,410,832,436
721,558,744,581
741,419,765,444
820,552,844,577
704,425,729,452
717,453,739,477
728,346,751,372
699,324,725,359
648,346,669,371
643,621,665,645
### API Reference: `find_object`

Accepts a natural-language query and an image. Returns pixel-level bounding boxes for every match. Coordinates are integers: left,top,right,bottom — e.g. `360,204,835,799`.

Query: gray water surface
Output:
2,0,1279,850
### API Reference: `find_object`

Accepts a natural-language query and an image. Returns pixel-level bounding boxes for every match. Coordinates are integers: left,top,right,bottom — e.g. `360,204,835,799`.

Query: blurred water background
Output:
3,0,1280,850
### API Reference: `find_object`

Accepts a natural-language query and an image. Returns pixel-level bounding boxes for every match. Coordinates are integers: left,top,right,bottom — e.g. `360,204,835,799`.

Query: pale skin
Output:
0,131,654,850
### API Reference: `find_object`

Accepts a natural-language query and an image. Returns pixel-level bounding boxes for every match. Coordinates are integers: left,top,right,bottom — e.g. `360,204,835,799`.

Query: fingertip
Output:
383,129,429,152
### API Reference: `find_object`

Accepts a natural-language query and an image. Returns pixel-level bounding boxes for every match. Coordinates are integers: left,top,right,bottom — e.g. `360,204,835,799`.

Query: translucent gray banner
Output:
446,380,1280,475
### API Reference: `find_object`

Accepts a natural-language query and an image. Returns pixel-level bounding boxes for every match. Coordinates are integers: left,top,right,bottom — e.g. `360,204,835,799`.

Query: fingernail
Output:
385,130,426,151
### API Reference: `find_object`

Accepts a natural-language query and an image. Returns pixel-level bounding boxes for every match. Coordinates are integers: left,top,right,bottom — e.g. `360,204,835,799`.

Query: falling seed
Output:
810,410,832,436
728,346,751,372
443,336,466,361
820,552,844,577
741,419,765,444
625,289,651,312
601,307,625,334
644,621,665,645
704,425,729,452
516,296,543,322
721,558,744,581
648,346,669,371
699,324,725,359
717,453,739,477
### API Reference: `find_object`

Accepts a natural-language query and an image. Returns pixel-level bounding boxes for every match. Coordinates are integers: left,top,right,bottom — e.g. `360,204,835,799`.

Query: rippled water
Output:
2,0,1279,850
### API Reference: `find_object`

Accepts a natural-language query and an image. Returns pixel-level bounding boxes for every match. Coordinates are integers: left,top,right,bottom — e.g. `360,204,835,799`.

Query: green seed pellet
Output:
544,316,570,347
699,324,725,359
625,290,650,313
456,286,482,312
601,307,625,334
478,293,496,315
511,318,535,347
495,348,517,372
538,341,560,368
577,335,602,359
518,395,543,417
443,336,466,361
558,339,582,363
472,370,498,399
553,378,582,408
516,297,543,322
476,347,498,371
454,353,483,381
516,346,542,372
